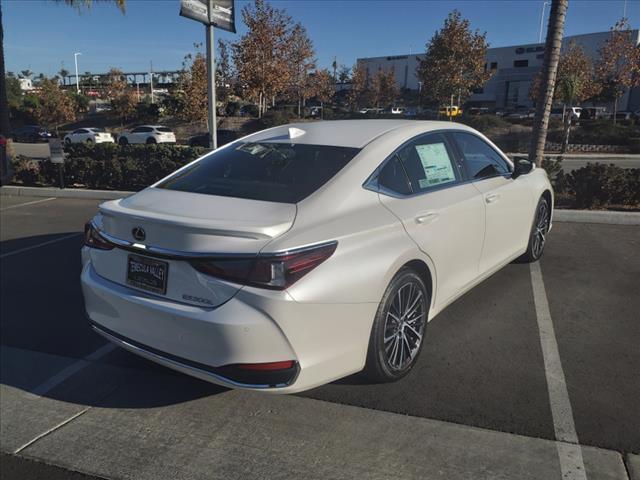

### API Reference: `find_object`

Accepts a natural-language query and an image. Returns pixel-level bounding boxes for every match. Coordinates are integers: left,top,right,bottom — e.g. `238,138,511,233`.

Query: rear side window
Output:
377,155,411,195
396,133,460,192
450,132,510,180
158,142,360,203
156,127,172,132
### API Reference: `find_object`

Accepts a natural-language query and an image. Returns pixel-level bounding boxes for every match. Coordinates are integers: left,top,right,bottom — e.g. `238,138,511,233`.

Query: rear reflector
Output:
237,361,295,371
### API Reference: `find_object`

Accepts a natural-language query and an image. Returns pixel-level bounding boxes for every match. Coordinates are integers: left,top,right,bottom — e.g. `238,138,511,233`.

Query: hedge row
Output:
542,157,640,209
12,144,206,191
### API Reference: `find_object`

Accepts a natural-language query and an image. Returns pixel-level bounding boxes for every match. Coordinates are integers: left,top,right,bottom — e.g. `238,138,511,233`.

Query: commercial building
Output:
357,30,640,111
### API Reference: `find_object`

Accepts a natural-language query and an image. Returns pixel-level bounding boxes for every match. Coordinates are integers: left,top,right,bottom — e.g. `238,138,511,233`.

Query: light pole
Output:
539,1,550,43
74,52,82,94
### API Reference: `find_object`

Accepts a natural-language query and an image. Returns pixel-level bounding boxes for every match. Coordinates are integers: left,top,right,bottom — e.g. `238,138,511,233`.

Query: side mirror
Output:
512,156,534,179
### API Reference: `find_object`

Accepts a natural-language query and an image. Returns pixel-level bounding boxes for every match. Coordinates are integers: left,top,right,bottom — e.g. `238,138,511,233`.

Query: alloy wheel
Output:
383,280,426,371
532,201,549,259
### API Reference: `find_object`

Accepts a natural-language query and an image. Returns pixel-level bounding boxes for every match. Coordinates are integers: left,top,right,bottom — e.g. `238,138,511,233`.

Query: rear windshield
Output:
157,142,360,203
156,127,173,132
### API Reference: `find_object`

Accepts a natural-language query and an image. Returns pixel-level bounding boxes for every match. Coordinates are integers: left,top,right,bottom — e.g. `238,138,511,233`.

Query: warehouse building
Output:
357,30,640,111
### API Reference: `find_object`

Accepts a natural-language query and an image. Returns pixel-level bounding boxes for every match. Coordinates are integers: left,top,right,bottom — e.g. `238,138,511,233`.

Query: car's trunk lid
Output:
90,187,296,307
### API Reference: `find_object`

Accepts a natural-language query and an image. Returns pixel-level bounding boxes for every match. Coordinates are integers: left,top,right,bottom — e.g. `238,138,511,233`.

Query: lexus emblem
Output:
132,227,146,242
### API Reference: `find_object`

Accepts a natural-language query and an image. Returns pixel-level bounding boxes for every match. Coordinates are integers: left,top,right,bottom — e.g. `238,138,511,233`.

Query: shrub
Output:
567,164,640,208
11,144,205,191
456,115,510,133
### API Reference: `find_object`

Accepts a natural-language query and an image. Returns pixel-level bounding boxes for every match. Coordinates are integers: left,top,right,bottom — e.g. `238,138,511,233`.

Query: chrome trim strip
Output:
92,325,288,389
90,220,337,261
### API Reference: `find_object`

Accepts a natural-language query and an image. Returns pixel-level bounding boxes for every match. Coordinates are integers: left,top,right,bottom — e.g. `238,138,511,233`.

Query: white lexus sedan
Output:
118,125,176,145
64,128,114,145
81,120,552,393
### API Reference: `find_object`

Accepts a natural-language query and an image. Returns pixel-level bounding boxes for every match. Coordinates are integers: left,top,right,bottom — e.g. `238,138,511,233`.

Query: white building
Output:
18,78,33,92
357,30,640,111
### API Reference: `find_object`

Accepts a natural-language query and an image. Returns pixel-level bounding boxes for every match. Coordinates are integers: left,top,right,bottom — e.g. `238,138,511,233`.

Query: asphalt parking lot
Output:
1,194,638,480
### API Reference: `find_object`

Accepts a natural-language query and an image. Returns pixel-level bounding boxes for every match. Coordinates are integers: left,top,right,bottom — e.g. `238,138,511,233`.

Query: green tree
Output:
232,0,292,117
216,39,233,112
416,10,491,117
5,75,22,109
0,0,125,136
34,78,76,132
370,68,397,108
595,18,640,123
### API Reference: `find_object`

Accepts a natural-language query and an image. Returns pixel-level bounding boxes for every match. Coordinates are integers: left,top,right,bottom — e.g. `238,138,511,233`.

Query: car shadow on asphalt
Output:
1,233,229,409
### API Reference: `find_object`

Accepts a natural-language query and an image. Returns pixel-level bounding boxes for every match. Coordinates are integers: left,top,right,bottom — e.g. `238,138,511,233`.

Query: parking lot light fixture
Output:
74,52,82,94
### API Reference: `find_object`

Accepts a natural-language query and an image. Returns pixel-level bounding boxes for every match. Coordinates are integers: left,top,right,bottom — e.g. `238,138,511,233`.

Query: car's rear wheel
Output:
520,196,551,263
64,138,71,145
146,137,156,144
364,267,429,382
86,138,93,145
118,137,128,146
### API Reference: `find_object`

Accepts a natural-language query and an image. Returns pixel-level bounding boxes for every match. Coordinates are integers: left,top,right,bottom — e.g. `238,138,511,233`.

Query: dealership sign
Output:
180,0,236,33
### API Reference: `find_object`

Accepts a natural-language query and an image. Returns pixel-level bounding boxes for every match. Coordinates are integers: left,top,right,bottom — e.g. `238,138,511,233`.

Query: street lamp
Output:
74,52,82,94
538,1,550,43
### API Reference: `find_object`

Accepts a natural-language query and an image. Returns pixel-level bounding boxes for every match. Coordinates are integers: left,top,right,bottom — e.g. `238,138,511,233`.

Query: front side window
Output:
450,132,510,180
158,142,360,204
396,133,460,193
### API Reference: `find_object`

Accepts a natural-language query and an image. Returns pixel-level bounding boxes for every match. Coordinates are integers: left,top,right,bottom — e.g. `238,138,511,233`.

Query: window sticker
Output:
414,143,456,189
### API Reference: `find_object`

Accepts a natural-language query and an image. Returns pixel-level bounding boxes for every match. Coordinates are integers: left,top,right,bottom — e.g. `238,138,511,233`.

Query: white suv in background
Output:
64,128,114,145
118,125,176,145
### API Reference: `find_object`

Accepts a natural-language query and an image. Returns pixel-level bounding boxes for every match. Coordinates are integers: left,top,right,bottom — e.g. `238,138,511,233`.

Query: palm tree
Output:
19,69,33,79
0,0,125,136
528,0,569,165
58,68,70,85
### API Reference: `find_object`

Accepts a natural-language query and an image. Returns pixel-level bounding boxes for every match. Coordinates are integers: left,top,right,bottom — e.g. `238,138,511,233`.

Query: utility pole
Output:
74,52,82,94
206,15,217,149
150,61,154,104
539,1,550,43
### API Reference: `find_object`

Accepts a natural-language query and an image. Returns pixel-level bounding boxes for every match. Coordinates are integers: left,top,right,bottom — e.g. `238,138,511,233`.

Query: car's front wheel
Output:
520,196,551,263
364,267,429,382
118,137,128,146
146,137,157,144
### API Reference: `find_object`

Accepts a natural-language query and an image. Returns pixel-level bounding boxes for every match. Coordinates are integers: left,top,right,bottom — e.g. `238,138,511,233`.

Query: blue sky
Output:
4,0,639,76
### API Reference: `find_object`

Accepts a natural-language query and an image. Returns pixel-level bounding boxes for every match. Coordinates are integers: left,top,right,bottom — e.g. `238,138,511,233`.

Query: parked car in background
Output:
81,120,552,393
611,111,634,121
0,134,12,185
118,125,176,145
64,128,115,145
580,106,607,120
188,129,238,148
550,107,582,120
466,107,490,116
505,106,535,119
11,125,53,143
439,106,463,117
390,107,405,115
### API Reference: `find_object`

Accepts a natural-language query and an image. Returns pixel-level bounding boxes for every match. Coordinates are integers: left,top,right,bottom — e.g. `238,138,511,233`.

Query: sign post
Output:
180,0,236,150
48,138,65,189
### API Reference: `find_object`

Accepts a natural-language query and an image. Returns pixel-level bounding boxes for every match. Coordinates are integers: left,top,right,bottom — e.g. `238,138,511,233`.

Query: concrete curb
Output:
554,209,640,226
2,186,639,225
627,454,640,480
0,185,133,200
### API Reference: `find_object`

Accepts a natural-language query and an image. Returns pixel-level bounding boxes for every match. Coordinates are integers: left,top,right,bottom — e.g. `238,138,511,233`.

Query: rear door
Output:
375,132,485,308
449,132,533,273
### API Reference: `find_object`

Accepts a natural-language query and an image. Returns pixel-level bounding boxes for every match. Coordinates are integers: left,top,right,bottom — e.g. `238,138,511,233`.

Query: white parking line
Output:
13,407,91,454
0,233,81,259
0,197,56,211
530,262,587,480
29,344,116,397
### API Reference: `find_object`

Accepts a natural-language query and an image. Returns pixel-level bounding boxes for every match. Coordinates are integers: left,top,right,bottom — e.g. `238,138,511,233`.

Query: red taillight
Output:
237,361,295,371
84,221,114,250
190,241,337,290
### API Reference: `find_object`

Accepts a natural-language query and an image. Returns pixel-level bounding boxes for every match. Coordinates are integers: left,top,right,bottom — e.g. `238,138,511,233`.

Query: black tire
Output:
85,138,94,145
364,267,429,382
146,137,156,144
519,196,551,263
118,137,128,146
64,138,71,145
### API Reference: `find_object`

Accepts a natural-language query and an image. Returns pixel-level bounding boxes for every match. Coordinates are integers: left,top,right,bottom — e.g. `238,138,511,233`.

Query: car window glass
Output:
158,142,360,204
451,132,510,179
131,127,144,133
377,155,412,195
397,133,459,192
156,127,172,132
79,129,88,134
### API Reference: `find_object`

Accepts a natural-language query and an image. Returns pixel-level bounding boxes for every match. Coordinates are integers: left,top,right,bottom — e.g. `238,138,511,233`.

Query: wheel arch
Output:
402,259,433,308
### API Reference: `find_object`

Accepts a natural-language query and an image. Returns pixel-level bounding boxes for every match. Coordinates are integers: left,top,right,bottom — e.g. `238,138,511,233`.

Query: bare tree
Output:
528,0,569,165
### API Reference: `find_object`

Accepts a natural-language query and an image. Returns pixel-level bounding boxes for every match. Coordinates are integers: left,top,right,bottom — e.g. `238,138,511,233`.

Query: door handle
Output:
415,212,439,225
485,193,500,204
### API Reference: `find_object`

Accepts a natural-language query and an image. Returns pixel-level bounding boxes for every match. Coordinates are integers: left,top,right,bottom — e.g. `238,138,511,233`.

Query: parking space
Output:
1,195,638,479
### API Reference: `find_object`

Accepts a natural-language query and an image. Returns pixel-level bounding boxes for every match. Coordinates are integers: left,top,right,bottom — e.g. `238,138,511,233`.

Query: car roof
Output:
243,119,478,149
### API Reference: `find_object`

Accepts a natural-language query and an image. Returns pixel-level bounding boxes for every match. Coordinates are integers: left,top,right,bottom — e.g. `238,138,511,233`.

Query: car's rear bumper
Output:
80,258,376,393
